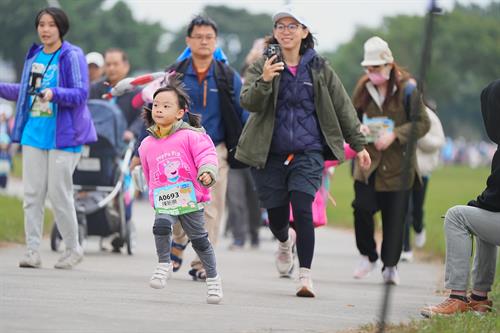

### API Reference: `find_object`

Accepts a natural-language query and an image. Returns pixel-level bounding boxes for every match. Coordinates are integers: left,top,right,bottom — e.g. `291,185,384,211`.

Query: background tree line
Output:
0,0,499,139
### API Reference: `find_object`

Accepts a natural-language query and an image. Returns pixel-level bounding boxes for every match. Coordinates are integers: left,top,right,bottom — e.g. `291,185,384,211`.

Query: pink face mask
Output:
367,72,389,86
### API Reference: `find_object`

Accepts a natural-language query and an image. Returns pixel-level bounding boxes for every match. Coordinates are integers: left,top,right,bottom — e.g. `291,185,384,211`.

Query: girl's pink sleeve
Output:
191,132,218,170
138,143,150,186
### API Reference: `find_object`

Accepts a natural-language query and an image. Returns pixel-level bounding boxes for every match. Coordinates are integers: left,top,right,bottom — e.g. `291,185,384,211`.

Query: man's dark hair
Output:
187,15,218,37
104,48,129,63
35,7,70,39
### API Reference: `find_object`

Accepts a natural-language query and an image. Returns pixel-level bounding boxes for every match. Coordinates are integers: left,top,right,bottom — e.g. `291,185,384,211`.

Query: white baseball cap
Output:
86,52,104,67
360,36,394,67
273,8,309,28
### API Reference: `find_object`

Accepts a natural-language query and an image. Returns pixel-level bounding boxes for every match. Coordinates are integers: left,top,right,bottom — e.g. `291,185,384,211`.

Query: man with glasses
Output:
165,15,248,281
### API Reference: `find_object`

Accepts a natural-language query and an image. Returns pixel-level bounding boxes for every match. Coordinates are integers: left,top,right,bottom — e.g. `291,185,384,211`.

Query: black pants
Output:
352,177,410,268
267,191,315,269
403,176,428,251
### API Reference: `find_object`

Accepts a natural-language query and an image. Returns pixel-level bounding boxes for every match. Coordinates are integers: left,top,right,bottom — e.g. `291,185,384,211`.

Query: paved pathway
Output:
0,178,443,333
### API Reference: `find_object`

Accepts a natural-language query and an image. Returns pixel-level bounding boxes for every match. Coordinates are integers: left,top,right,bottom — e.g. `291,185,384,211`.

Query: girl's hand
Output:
262,55,285,82
198,172,213,186
374,132,396,151
40,88,53,102
356,149,371,170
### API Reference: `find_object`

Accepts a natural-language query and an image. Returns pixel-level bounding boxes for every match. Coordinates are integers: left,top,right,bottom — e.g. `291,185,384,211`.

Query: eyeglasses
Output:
274,23,301,33
190,34,216,41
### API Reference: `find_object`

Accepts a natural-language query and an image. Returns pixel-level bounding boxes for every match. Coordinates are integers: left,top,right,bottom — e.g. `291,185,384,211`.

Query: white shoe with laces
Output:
382,266,400,285
296,268,316,297
415,229,426,248
353,256,377,279
54,248,83,269
206,275,223,304
275,228,296,277
149,263,172,289
19,250,41,268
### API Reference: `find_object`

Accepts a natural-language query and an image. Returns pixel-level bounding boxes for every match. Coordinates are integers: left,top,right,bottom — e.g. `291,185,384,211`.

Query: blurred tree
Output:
0,0,172,80
165,5,272,73
324,2,500,139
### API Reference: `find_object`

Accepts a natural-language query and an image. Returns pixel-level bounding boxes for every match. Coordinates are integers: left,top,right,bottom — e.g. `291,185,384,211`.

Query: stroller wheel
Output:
111,236,124,253
50,222,62,252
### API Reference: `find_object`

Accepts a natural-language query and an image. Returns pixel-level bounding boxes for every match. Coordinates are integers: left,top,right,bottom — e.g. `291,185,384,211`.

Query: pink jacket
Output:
138,123,218,209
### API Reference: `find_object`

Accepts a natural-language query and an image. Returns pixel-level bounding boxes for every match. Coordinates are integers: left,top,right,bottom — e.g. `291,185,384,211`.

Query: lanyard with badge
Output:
28,48,61,117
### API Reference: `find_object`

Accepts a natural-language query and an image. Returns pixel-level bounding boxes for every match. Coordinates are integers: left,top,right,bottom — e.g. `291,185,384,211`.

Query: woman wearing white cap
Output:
236,9,371,297
351,36,430,284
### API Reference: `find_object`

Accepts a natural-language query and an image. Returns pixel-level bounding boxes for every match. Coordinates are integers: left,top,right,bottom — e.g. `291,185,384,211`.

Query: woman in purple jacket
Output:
0,7,96,269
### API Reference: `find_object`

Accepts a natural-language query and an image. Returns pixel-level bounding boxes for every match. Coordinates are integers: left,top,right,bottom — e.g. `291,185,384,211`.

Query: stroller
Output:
50,99,136,255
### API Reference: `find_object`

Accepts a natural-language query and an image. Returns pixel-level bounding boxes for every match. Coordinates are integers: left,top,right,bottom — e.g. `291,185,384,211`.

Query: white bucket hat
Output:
86,52,104,68
273,7,309,28
361,36,394,67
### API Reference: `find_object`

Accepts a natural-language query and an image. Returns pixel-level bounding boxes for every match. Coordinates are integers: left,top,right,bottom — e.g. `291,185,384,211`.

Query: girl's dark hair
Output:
266,25,315,55
352,62,411,115
143,73,202,128
35,7,69,39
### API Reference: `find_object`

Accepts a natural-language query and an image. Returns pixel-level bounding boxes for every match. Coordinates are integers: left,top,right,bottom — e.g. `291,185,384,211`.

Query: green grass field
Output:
327,164,490,258
327,164,499,332
0,194,53,243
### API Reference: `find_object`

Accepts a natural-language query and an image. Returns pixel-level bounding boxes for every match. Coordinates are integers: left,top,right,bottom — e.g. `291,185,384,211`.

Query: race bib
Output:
153,181,201,215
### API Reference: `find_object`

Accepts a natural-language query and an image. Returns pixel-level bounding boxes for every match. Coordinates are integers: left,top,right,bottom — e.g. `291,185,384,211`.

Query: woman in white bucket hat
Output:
350,36,430,285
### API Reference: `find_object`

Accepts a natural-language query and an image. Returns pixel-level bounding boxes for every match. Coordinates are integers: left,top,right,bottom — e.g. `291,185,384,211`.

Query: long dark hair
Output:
142,73,202,128
352,62,411,114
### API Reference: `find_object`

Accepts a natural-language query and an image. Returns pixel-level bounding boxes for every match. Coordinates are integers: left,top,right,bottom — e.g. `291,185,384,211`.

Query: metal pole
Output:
376,1,441,332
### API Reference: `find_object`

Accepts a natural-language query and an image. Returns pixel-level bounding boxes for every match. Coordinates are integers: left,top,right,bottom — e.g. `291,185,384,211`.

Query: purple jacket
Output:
0,41,96,148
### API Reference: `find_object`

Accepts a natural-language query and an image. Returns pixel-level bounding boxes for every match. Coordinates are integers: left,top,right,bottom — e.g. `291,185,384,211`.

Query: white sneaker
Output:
275,228,296,277
149,263,172,289
19,250,41,268
353,256,377,279
296,268,316,297
400,251,413,263
382,266,400,285
415,229,426,248
54,248,83,269
206,275,223,304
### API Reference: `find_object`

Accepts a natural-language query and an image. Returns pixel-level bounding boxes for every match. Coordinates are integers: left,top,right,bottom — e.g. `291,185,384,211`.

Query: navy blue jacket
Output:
270,49,323,154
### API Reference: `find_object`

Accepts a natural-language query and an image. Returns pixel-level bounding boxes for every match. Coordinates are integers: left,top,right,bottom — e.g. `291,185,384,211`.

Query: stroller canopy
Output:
87,99,127,155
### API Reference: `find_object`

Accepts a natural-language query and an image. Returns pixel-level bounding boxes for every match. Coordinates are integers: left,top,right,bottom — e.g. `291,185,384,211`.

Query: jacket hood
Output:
300,48,317,66
147,119,205,139
480,79,500,144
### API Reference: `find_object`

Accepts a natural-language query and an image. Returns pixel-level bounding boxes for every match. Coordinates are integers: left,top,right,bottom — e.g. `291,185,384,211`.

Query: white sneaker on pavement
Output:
415,229,426,248
149,263,172,289
400,251,413,263
206,275,223,304
353,256,377,279
275,228,296,277
54,248,83,269
19,250,41,268
296,268,316,297
382,266,400,285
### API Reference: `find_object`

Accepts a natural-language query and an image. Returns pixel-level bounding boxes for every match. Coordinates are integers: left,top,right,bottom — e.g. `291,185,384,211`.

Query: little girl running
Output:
138,75,222,304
